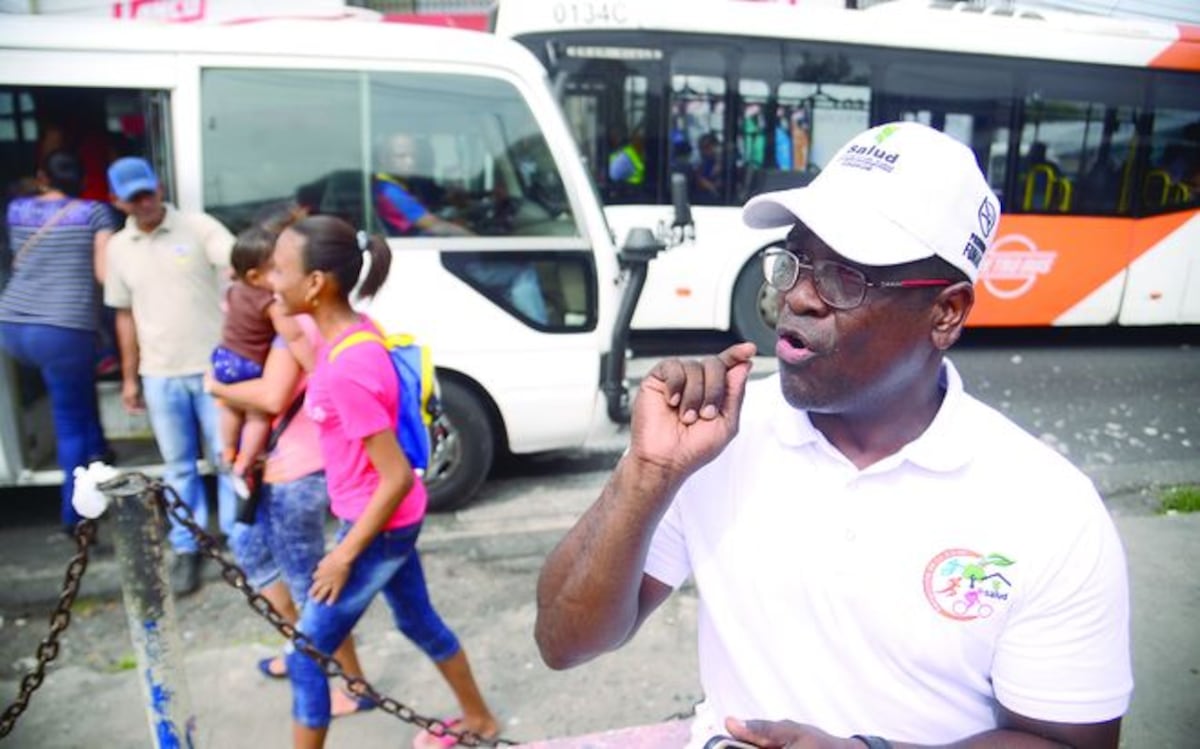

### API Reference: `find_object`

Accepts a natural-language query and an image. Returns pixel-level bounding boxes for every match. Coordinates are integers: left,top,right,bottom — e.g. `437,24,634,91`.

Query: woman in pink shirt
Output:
271,215,498,749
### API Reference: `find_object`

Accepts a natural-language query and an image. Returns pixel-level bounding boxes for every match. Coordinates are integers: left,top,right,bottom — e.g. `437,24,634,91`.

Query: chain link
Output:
0,520,96,739
155,479,515,746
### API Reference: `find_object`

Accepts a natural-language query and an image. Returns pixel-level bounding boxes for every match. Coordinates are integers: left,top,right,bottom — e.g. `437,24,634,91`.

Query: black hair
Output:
229,201,309,280
41,150,84,196
288,215,391,301
230,226,275,279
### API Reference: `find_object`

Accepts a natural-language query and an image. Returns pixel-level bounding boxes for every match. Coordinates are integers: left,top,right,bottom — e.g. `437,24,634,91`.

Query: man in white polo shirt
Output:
104,156,236,597
535,122,1132,749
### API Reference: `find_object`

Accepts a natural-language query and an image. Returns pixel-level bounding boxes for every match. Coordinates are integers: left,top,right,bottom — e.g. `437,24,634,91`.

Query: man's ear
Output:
931,282,974,351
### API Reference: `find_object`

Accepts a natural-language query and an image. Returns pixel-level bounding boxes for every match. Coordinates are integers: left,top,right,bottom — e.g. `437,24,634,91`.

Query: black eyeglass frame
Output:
761,247,953,311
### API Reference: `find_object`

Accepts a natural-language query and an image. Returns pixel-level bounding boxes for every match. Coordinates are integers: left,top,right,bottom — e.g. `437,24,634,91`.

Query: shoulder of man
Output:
172,207,234,237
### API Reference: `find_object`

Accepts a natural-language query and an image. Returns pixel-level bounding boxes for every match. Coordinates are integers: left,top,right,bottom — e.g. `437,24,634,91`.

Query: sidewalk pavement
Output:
1,500,1197,747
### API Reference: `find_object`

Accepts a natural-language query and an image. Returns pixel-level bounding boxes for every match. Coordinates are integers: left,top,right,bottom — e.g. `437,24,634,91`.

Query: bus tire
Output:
731,253,780,354
424,378,495,513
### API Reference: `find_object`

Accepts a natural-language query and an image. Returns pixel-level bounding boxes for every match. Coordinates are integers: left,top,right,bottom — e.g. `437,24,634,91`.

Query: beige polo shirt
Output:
105,205,234,377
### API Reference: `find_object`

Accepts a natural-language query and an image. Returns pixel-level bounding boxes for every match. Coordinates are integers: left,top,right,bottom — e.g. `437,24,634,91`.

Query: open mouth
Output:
776,328,816,365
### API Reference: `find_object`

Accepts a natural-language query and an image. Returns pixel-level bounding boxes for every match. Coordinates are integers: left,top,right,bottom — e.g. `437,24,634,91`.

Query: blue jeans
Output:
228,471,329,610
287,522,460,728
0,322,108,529
141,374,235,553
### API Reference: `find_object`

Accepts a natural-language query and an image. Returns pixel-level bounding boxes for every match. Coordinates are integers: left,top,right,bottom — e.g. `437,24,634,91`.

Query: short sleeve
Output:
200,213,235,268
104,238,132,308
992,495,1133,723
87,201,119,233
326,343,396,442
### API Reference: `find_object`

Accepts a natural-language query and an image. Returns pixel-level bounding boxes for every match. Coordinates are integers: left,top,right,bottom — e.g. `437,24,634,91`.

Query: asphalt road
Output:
0,330,1198,747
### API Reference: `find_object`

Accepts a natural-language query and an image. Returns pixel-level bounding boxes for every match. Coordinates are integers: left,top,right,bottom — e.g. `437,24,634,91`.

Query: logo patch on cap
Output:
978,198,997,237
840,142,900,173
962,233,986,269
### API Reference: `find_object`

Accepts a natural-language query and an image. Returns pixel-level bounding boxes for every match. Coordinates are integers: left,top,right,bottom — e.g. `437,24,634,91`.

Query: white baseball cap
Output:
742,121,1000,284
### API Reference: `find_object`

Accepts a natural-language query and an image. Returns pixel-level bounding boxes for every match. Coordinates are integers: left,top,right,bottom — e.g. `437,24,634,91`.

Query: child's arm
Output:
268,303,315,373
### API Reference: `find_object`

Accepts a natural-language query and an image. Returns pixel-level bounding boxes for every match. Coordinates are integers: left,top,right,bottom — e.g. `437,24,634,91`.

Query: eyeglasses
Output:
761,248,953,311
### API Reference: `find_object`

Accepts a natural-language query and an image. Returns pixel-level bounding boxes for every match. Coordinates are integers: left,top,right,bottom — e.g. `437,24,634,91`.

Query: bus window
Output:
875,56,1011,207
369,72,577,239
781,45,871,168
202,69,364,232
669,47,727,206
603,73,653,205
1018,69,1143,216
1143,72,1200,214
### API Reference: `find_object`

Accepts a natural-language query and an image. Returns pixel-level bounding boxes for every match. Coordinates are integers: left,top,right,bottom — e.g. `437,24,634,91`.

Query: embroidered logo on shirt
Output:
923,548,1015,621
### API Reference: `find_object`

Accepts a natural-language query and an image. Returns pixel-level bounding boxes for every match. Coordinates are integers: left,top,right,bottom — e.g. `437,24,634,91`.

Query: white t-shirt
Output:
644,360,1132,747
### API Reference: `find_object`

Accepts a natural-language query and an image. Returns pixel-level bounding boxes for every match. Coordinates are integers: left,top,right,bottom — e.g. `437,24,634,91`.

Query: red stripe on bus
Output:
1149,25,1200,71
970,211,1197,327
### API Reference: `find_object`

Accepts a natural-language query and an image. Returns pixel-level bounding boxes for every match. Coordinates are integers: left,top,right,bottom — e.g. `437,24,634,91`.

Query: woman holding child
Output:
269,215,499,748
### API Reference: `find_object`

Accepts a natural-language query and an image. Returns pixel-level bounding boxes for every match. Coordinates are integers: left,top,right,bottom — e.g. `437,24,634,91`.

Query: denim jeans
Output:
287,521,460,728
228,471,328,610
141,373,235,552
0,322,108,528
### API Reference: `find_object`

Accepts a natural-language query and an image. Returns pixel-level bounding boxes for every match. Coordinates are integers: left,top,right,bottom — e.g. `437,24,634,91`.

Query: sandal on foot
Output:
256,656,287,680
413,718,499,749
332,688,376,718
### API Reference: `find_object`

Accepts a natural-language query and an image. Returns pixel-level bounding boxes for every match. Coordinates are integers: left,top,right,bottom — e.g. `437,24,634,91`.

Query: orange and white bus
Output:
496,0,1200,349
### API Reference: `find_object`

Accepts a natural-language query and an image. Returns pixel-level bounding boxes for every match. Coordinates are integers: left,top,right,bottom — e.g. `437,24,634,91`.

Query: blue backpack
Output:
328,329,443,474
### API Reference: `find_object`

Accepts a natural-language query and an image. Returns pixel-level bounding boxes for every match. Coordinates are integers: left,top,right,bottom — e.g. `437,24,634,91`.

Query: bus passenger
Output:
270,215,499,749
0,150,118,534
535,122,1131,749
373,130,549,324
373,132,470,237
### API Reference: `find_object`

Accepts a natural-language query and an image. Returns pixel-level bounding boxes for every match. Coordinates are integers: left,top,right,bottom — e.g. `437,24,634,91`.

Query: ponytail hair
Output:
288,215,392,301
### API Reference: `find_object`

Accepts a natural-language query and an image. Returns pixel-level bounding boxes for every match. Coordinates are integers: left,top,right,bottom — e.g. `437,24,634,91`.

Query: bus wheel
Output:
731,257,780,354
424,378,495,513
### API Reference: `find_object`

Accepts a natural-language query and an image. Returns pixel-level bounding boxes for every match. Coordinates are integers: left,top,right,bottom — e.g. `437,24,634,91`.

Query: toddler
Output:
212,225,313,497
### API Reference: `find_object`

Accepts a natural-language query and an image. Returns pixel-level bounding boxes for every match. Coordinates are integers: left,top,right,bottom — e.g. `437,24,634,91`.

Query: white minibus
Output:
0,15,667,510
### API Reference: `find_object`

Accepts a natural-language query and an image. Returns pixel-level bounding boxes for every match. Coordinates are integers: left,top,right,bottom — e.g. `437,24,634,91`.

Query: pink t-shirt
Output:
306,316,427,529
263,315,323,485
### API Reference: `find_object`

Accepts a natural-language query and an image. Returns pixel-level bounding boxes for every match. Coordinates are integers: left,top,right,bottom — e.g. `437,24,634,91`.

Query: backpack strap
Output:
328,330,386,362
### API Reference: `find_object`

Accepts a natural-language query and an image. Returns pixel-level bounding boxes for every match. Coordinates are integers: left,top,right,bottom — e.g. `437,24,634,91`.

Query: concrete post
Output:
100,472,196,748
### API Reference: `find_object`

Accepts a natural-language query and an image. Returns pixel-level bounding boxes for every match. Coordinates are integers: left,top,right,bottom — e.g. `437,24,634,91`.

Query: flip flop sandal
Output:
411,717,466,748
256,656,287,680
332,688,377,719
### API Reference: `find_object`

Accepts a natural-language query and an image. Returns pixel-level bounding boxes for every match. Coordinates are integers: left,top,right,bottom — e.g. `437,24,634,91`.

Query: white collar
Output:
769,359,973,474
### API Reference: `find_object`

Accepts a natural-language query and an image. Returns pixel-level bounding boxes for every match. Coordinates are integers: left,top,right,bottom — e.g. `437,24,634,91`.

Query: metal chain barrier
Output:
0,519,97,739
154,479,516,747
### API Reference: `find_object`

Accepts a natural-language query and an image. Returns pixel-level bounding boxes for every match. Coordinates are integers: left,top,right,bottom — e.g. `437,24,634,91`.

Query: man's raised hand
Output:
630,341,756,476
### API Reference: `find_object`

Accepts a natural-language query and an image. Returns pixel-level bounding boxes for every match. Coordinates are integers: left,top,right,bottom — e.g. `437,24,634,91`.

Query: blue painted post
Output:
101,472,197,748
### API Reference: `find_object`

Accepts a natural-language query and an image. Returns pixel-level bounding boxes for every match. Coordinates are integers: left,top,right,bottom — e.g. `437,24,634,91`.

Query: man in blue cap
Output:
104,156,236,596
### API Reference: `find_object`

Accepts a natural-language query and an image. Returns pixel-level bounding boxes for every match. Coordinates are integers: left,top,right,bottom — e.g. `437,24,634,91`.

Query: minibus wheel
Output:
424,378,495,512
731,252,780,354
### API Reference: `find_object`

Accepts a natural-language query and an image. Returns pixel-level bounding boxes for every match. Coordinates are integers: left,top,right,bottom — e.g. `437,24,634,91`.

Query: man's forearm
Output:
114,310,139,385
534,454,681,669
